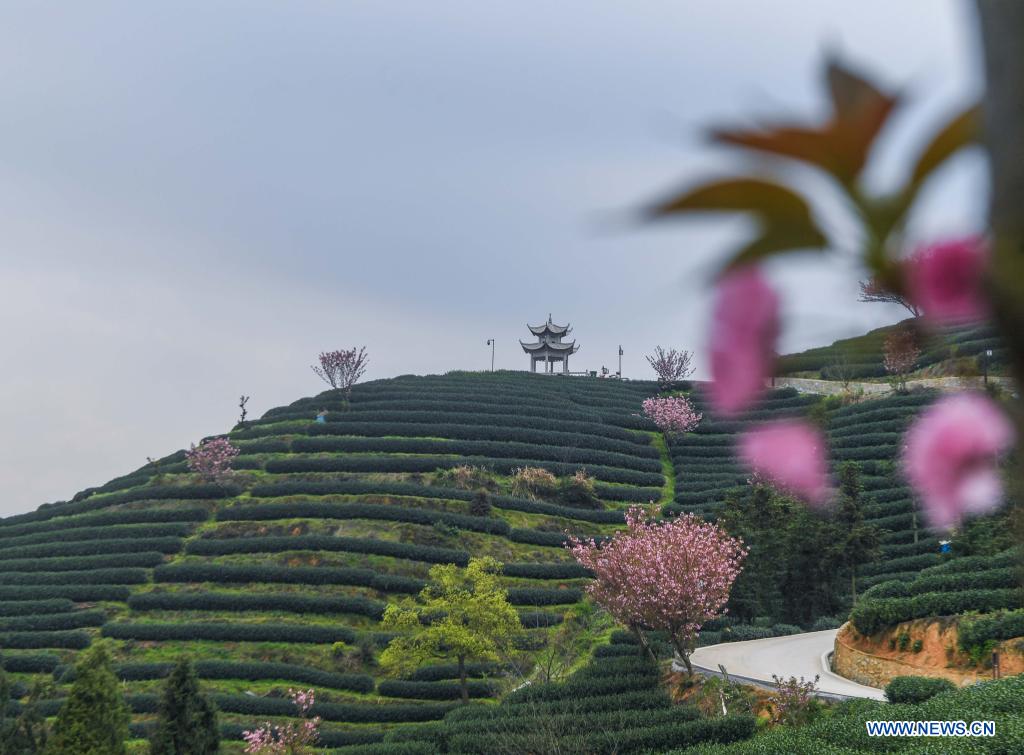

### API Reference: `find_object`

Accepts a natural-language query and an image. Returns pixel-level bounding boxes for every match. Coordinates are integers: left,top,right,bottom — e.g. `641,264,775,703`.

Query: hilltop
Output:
0,369,1015,752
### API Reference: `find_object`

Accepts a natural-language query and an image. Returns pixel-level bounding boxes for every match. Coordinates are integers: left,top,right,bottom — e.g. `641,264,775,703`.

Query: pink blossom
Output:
642,395,702,434
185,437,239,482
906,237,989,324
567,506,746,673
243,688,320,754
708,266,780,416
738,420,831,505
902,393,1015,530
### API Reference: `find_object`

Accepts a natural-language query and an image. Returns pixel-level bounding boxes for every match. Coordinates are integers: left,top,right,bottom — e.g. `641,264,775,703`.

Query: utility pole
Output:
618,345,623,378
486,339,495,372
984,348,993,386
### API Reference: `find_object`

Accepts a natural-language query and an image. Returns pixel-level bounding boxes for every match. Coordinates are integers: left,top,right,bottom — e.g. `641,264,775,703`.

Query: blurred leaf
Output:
726,222,829,271
907,103,982,193
710,59,897,184
649,178,812,223
648,178,828,267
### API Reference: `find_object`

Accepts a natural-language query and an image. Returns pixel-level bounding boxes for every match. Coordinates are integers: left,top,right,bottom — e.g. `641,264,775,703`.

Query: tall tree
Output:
569,506,746,675
379,557,521,703
829,463,882,602
45,643,130,755
150,659,220,755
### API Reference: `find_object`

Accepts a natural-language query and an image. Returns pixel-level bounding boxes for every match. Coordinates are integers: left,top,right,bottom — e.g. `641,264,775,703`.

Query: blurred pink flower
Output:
907,237,989,324
902,393,1015,530
709,266,780,416
739,420,831,505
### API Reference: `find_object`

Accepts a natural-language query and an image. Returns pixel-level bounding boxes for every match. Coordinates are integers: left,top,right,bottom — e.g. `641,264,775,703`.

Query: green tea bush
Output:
154,562,425,593
0,630,90,649
958,609,1024,649
0,568,148,585
377,679,497,700
218,500,510,536
128,590,386,619
502,562,590,579
0,610,105,632
0,599,74,616
186,534,470,565
0,584,130,601
0,551,165,572
0,536,182,560
102,621,357,644
505,587,583,606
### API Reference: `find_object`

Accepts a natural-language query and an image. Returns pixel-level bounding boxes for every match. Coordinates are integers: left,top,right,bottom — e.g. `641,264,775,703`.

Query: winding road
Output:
679,629,886,701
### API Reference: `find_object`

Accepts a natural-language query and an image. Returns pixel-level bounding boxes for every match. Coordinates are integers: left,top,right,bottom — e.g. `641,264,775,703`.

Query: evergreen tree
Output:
830,463,882,602
150,659,220,755
45,642,129,755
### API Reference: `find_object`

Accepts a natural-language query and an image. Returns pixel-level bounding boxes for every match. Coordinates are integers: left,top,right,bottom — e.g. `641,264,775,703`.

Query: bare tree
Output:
822,349,856,391
238,395,250,426
858,277,921,317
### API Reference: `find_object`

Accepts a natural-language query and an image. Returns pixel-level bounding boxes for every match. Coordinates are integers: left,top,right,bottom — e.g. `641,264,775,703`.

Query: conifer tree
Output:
150,658,220,755
45,642,129,755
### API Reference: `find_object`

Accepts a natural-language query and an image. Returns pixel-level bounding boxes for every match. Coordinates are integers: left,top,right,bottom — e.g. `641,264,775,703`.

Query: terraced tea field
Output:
0,371,958,750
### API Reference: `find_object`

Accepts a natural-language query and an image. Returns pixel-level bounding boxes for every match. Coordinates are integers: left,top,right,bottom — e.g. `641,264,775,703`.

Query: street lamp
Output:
984,348,993,386
617,345,623,379
486,339,495,372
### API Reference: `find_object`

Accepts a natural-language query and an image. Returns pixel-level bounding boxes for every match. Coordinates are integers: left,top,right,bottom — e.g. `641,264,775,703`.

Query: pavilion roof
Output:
520,339,579,354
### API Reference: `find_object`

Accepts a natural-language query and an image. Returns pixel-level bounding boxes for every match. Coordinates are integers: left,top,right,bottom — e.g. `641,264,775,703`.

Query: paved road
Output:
682,629,886,701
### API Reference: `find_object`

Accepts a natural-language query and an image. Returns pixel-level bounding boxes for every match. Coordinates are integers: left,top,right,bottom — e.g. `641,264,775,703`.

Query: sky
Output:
0,1,987,516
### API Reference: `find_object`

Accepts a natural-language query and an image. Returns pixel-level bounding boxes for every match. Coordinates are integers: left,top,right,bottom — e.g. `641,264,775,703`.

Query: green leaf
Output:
907,103,981,193
648,178,829,268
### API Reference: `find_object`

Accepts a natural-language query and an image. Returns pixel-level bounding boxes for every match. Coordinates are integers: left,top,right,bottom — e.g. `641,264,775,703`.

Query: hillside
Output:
778,320,1009,379
0,370,975,751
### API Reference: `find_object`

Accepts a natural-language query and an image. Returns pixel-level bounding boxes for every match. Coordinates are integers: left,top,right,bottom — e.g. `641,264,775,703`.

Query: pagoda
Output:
521,314,580,373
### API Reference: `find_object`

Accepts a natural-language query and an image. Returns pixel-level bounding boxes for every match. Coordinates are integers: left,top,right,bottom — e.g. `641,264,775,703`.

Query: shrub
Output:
127,590,386,620
0,629,91,650
102,622,357,645
0,568,149,586
0,536,182,561
377,679,497,700
959,609,1024,649
469,490,492,517
885,675,956,704
186,534,469,566
0,585,130,602
509,467,559,499
810,616,842,631
505,587,583,606
432,465,495,491
0,610,105,633
154,562,425,594
218,500,510,536
502,562,591,579
508,529,568,547
556,470,603,509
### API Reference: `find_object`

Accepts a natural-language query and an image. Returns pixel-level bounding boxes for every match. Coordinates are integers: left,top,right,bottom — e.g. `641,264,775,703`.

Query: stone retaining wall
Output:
774,375,1015,397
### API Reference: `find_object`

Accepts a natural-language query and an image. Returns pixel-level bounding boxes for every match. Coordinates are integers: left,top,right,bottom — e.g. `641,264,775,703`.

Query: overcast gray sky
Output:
1,1,986,516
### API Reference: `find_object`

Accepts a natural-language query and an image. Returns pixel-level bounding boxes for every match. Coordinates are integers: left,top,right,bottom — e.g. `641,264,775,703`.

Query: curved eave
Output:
527,322,571,336
521,340,579,353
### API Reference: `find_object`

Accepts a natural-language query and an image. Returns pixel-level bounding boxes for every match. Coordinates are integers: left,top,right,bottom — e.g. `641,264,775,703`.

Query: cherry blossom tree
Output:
882,327,921,393
641,395,702,435
311,347,368,397
568,506,746,675
185,437,239,482
645,346,696,389
242,688,320,754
